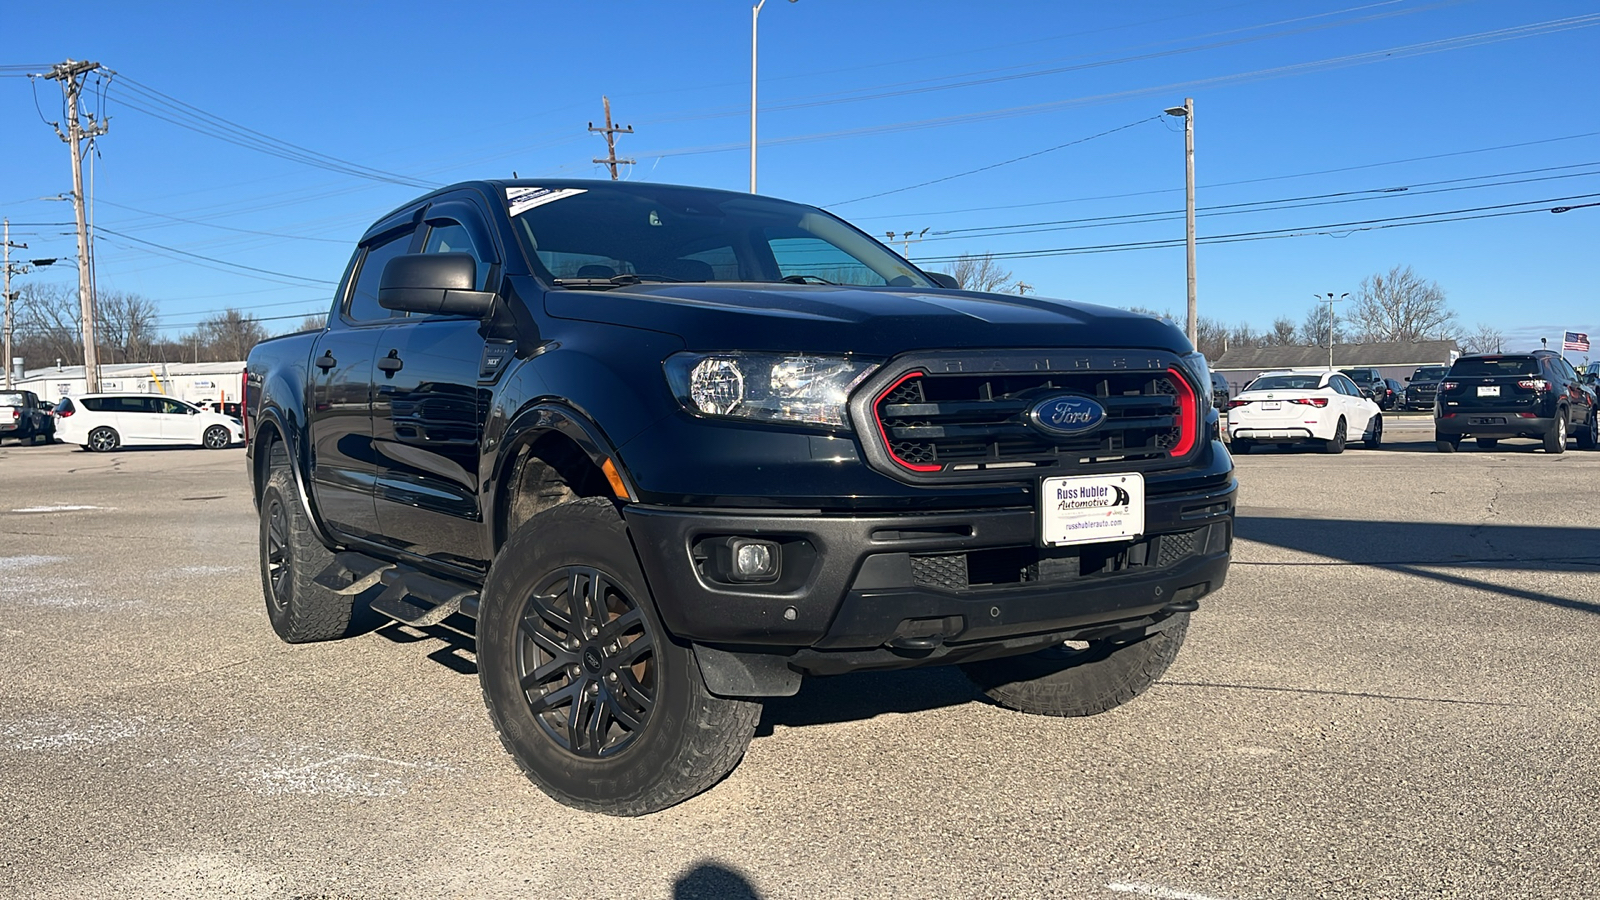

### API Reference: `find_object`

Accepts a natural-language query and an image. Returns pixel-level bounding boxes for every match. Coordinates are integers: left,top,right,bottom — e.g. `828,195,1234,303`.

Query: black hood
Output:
541,281,1191,356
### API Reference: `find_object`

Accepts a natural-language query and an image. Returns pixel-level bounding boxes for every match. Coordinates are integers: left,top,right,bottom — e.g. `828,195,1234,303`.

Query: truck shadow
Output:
755,665,981,736
1234,515,1600,616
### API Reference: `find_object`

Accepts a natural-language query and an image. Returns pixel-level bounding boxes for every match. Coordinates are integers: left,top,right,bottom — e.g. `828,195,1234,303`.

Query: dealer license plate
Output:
1040,473,1146,547
1260,400,1281,410
1478,385,1500,397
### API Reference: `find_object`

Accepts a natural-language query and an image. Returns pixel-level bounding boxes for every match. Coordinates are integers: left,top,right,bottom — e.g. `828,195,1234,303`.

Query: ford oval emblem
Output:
1028,395,1107,437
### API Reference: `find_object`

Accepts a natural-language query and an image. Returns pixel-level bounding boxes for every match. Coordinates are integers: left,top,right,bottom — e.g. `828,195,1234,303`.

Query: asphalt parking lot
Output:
2,416,1597,900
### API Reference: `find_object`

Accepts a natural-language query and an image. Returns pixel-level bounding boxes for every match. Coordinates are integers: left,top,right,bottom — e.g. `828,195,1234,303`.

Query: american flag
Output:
1564,331,1590,352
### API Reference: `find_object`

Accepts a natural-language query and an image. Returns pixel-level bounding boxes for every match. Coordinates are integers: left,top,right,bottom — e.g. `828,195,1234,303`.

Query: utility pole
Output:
588,97,634,181
883,228,929,259
1318,292,1350,370
44,59,109,392
1,221,55,390
1164,98,1196,348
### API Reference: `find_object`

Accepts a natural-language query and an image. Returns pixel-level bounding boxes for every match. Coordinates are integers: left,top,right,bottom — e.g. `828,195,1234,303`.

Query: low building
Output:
13,360,246,408
1210,340,1460,396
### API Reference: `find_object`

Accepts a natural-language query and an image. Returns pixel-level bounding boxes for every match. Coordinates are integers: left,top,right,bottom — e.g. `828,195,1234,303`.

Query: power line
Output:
829,116,1161,207
913,192,1600,262
95,227,336,285
92,198,349,243
106,75,439,189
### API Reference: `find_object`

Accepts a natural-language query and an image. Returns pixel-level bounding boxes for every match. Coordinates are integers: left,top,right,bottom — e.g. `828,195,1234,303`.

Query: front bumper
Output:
623,478,1235,668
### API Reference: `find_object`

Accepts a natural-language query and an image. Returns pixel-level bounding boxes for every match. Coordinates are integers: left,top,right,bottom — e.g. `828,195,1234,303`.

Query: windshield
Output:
1246,375,1324,392
1449,356,1539,378
1412,366,1448,380
505,184,932,289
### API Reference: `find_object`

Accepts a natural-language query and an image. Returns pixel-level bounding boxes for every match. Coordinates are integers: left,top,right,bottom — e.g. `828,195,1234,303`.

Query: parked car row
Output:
1224,351,1599,455
2,391,245,452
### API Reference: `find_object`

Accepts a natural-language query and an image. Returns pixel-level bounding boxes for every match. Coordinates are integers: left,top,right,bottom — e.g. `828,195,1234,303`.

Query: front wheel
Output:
961,615,1189,717
477,498,761,816
1543,411,1568,454
1578,409,1599,450
1362,415,1383,449
87,426,120,452
203,425,232,449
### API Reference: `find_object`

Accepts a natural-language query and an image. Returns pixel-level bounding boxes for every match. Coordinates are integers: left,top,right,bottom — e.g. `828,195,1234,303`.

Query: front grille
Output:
909,526,1212,591
872,368,1194,477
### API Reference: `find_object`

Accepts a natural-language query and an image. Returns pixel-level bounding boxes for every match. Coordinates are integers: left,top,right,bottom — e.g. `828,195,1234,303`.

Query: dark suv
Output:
1338,367,1385,403
0,390,55,444
1403,365,1449,410
1434,351,1598,452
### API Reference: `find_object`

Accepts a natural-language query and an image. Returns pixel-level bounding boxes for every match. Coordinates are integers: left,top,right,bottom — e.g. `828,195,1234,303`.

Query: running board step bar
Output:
313,552,394,596
370,567,480,627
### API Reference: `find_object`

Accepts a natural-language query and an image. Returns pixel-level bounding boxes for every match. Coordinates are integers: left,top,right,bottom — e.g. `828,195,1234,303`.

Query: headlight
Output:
665,352,880,430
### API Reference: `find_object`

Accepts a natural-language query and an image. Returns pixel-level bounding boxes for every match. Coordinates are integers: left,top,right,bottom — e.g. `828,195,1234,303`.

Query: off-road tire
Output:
1475,438,1499,449
203,425,232,449
260,464,352,642
1362,415,1383,449
961,614,1189,717
1578,411,1598,451
477,498,761,816
87,426,119,452
1543,410,1567,454
1322,418,1347,454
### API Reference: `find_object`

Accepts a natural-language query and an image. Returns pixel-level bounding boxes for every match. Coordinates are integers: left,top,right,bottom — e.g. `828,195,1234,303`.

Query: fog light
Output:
715,537,781,583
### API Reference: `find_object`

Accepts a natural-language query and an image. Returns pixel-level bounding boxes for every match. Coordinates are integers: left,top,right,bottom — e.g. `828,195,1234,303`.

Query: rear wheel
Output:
260,462,351,642
1322,418,1347,454
1475,438,1499,449
961,615,1189,717
87,426,119,452
203,425,232,449
477,498,761,816
1436,434,1461,453
1543,410,1568,454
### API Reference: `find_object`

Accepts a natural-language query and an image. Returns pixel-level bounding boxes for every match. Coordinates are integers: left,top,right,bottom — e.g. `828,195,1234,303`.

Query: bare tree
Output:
1267,316,1299,345
12,281,82,368
197,309,269,362
97,290,160,363
1299,302,1344,348
1460,322,1505,355
943,253,1017,293
1194,316,1229,360
1347,265,1458,342
295,314,327,333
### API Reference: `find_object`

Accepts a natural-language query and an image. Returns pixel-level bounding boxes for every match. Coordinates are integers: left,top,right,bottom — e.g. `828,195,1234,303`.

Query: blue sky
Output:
3,0,1596,351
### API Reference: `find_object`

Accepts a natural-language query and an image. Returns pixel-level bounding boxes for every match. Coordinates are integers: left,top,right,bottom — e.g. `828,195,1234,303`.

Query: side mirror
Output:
379,253,495,316
926,272,960,290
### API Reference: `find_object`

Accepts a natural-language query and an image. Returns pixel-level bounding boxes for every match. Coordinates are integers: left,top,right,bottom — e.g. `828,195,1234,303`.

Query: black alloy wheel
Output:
515,565,656,757
1322,418,1347,454
263,492,293,613
203,425,231,449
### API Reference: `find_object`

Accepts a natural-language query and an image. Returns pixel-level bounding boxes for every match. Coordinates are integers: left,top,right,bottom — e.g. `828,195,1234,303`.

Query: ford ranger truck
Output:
245,179,1236,816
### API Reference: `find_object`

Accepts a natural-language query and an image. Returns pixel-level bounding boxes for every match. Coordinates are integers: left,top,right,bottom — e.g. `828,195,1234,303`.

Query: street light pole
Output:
1164,99,1196,348
751,0,797,194
1318,292,1350,370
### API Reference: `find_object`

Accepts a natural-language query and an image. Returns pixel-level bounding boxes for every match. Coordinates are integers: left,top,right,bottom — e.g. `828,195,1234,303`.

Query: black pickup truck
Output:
245,179,1235,815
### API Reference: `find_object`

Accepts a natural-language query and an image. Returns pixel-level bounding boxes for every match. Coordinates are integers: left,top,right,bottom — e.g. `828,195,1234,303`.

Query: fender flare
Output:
487,401,638,550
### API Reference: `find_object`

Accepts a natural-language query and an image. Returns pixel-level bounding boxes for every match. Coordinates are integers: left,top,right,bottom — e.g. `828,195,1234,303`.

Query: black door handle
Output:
377,352,404,375
315,351,337,371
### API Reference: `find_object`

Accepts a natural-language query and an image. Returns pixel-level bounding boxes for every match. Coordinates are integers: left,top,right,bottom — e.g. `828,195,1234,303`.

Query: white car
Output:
1226,369,1382,454
54,393,244,452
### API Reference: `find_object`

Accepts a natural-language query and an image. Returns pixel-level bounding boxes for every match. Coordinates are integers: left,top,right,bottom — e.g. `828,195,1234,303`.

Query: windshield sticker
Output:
507,187,586,217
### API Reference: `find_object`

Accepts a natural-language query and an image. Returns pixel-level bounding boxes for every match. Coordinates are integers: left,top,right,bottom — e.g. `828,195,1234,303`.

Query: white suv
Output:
54,394,244,452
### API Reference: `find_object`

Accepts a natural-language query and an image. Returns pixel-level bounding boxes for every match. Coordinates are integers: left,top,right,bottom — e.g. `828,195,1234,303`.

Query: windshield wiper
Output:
552,273,683,290
780,274,835,285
